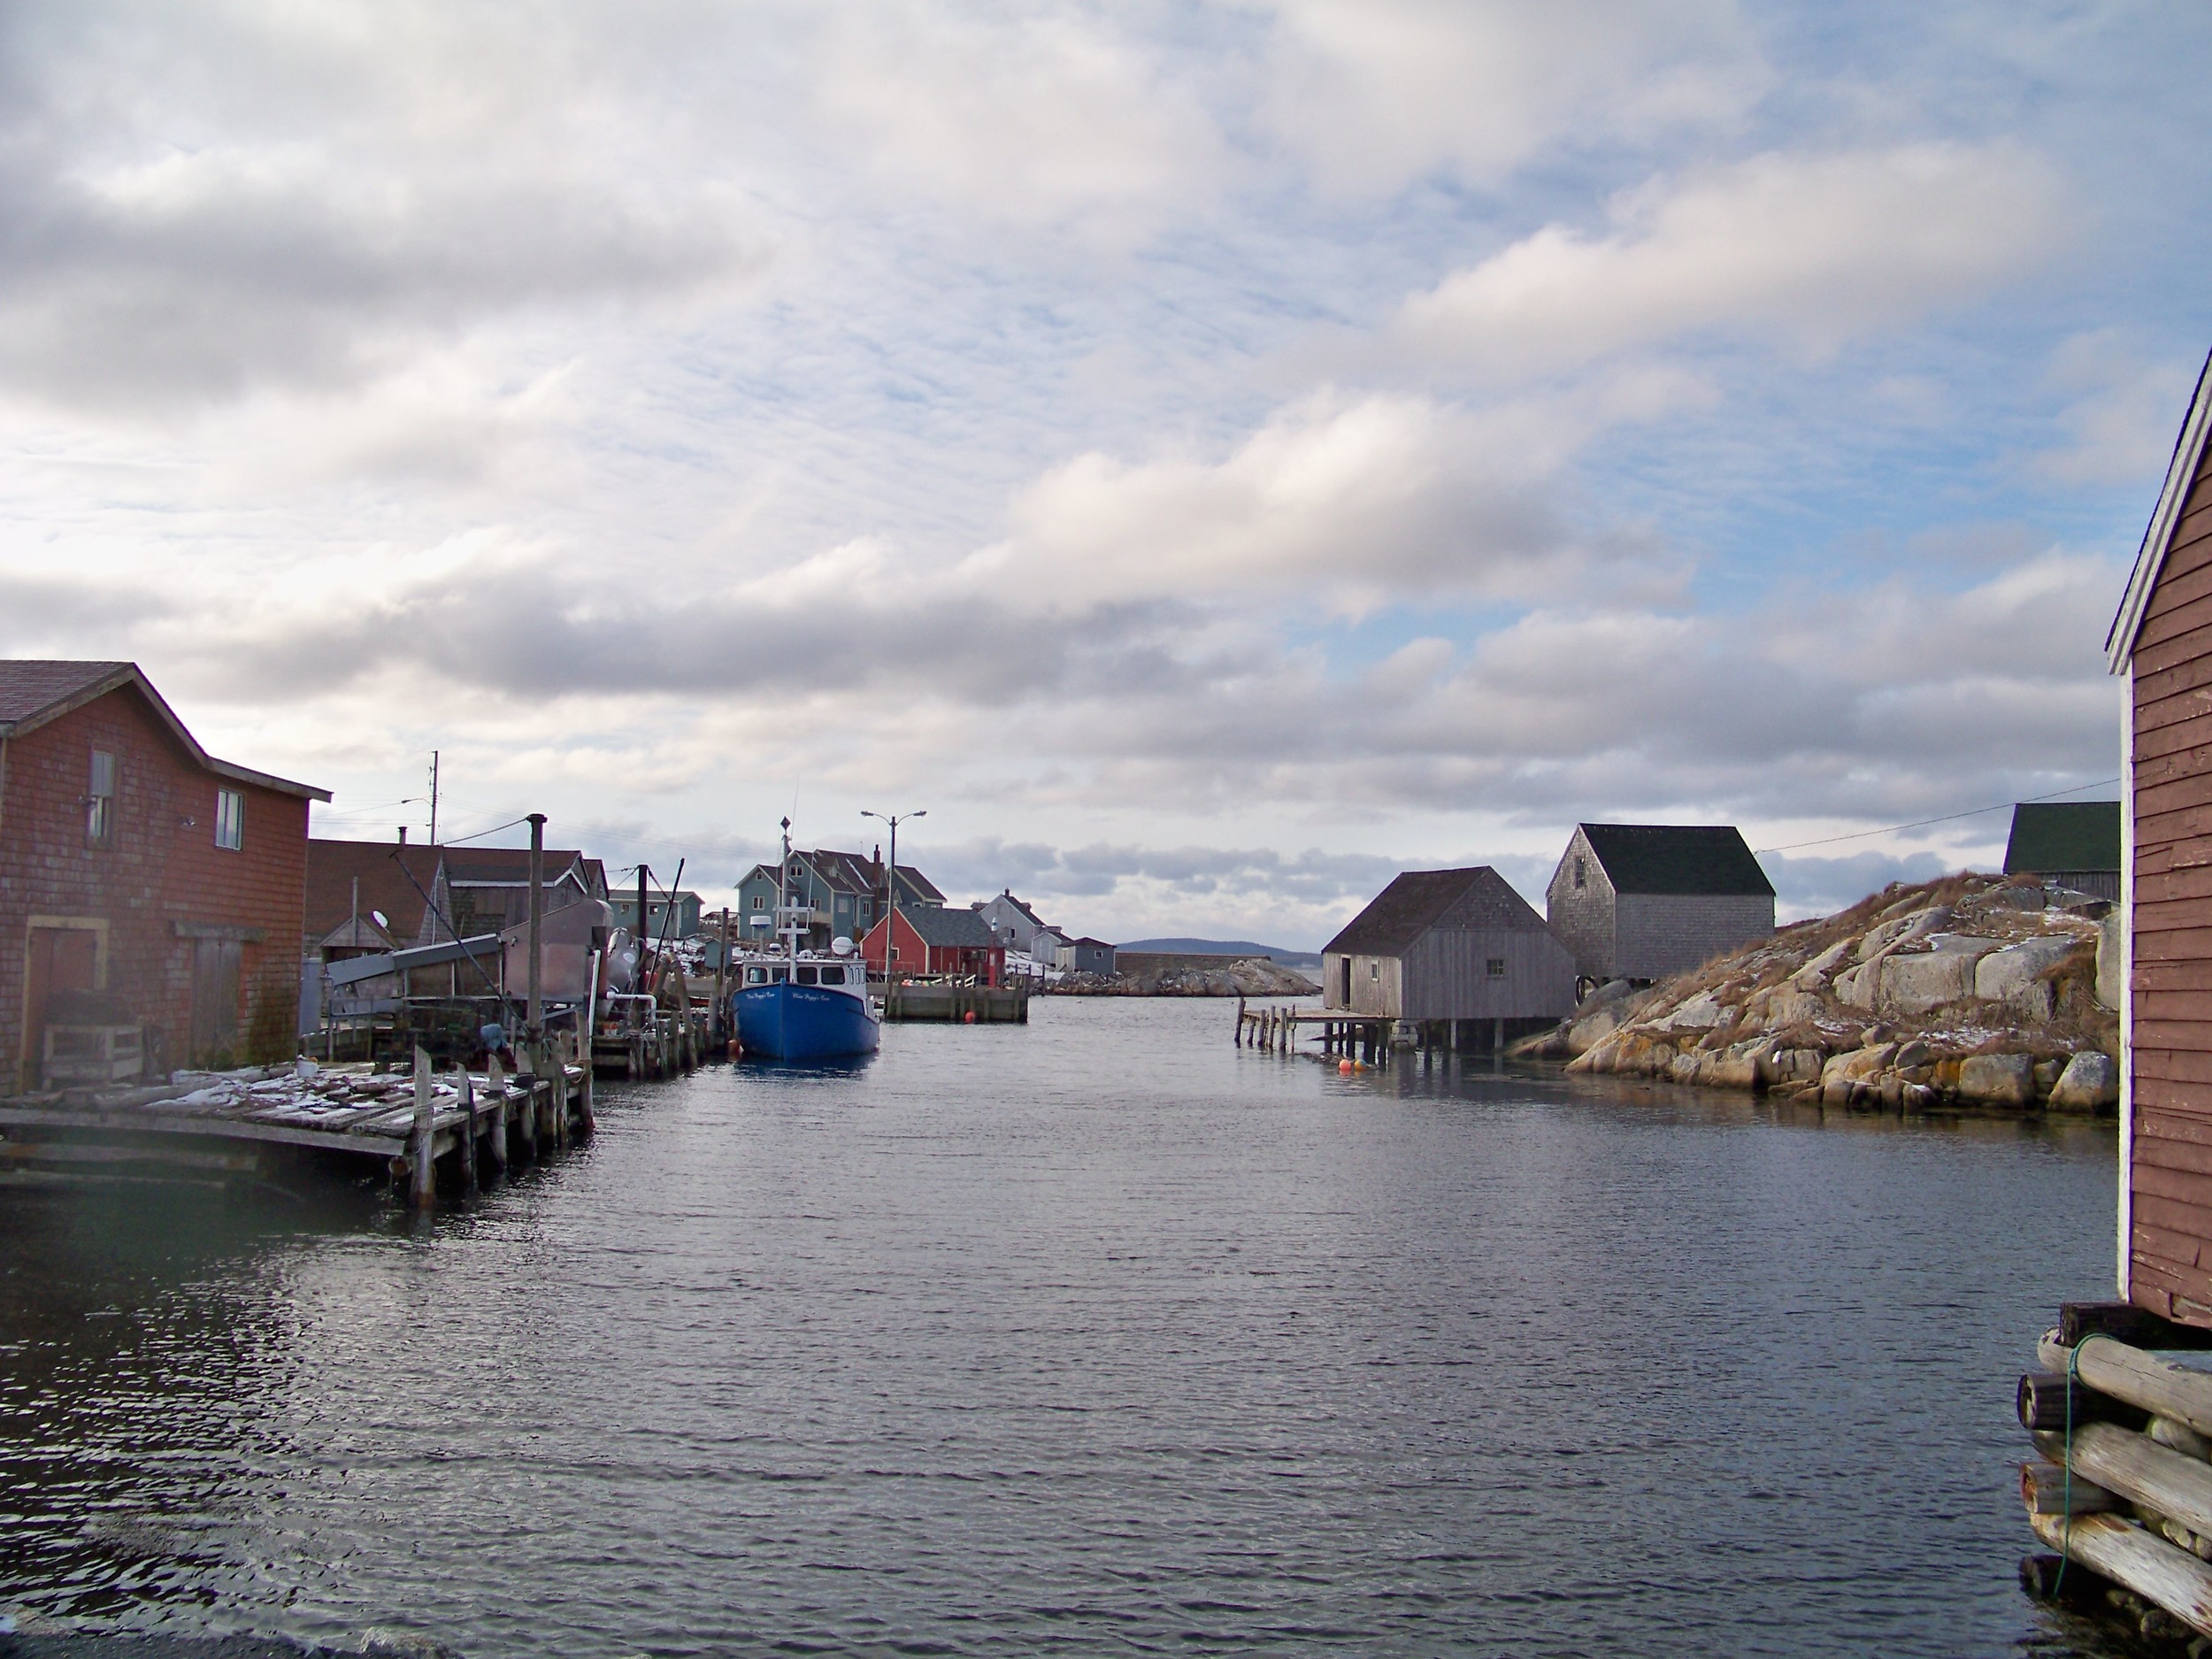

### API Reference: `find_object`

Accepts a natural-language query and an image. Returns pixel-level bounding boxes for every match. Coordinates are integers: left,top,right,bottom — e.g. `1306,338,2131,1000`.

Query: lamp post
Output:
861,809,925,979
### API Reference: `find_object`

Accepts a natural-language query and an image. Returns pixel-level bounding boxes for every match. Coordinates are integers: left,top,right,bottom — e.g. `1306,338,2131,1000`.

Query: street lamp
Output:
861,809,925,979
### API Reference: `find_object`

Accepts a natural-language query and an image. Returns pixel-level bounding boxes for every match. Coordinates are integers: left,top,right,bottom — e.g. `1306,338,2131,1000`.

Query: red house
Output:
861,905,1004,985
1,661,328,1089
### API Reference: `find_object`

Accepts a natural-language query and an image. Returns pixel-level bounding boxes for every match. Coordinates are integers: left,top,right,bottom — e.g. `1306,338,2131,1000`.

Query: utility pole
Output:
428,750,441,847
861,808,925,979
526,812,545,1057
636,864,650,979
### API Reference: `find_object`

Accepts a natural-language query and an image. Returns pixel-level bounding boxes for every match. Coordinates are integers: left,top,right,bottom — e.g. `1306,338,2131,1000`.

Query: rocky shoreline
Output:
1513,872,2121,1113
1041,959,1319,998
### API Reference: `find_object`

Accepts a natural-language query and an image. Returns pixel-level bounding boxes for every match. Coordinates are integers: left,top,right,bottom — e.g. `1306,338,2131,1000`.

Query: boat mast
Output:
779,817,800,967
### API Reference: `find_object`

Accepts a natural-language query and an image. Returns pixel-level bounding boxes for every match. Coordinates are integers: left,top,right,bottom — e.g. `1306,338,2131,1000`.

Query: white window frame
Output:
215,787,244,851
86,750,116,846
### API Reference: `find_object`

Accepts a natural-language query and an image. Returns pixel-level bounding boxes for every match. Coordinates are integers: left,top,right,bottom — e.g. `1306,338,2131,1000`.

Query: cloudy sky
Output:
2,1,2204,945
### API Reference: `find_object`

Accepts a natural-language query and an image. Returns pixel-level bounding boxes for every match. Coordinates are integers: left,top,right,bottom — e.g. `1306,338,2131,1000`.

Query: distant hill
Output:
1117,936,1322,968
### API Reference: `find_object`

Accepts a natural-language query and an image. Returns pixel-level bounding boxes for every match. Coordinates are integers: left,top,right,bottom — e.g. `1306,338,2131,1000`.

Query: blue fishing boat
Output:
728,818,883,1062
729,954,880,1060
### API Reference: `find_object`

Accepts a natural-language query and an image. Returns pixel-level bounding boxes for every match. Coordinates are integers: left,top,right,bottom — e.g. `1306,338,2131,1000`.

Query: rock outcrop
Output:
1051,957,1318,997
1520,872,2119,1113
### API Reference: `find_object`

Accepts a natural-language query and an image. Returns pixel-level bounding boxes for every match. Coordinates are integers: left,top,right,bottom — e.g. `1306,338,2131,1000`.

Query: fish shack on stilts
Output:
2016,349,2212,1643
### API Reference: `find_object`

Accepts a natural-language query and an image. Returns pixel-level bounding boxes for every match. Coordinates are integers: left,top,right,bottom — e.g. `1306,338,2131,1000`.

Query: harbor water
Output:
0,997,2133,1656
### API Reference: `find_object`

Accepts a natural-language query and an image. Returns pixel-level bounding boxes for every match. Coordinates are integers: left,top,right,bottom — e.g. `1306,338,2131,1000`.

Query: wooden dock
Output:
883,982,1029,1023
0,1038,596,1210
591,1006,710,1077
1234,1002,1525,1064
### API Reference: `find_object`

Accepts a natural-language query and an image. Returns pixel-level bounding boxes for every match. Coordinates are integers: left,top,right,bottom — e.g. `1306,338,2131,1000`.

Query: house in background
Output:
1029,926,1068,968
737,847,941,950
305,839,440,962
0,660,328,1087
977,890,1049,955
1545,823,1775,986
1056,936,1117,976
2003,801,2122,902
433,848,607,945
609,888,702,941
863,904,1003,984
1322,866,1575,1048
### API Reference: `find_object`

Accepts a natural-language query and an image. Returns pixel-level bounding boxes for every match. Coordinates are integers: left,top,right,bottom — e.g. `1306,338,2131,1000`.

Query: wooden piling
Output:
409,1045,434,1210
457,1069,478,1194
486,1056,509,1172
515,1049,538,1160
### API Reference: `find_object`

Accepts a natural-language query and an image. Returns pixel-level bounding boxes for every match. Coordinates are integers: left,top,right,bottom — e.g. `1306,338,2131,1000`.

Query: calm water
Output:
0,997,2137,1656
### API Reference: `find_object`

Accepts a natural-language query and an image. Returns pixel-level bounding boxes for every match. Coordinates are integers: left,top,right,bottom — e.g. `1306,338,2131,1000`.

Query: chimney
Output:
398,826,408,845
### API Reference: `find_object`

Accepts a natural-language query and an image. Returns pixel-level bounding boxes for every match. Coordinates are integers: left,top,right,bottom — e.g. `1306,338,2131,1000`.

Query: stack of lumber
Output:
2018,1304,2212,1647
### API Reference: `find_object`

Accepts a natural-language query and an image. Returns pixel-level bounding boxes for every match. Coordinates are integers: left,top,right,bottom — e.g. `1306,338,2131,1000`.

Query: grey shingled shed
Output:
1545,824,1775,985
1321,866,1575,1033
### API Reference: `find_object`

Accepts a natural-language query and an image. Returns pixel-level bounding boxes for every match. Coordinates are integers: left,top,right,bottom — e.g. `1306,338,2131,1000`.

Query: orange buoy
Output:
726,1040,743,1061
964,1010,978,1024
1338,1058,1354,1075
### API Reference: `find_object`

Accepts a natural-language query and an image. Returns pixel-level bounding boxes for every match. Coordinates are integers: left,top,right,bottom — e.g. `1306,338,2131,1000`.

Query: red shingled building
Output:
0,661,328,1088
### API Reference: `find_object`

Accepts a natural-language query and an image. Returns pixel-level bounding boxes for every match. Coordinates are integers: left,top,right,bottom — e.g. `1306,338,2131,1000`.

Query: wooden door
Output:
23,927,98,1085
189,938,242,1065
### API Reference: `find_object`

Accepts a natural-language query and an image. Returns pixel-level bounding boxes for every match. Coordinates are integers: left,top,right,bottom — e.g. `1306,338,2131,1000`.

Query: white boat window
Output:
746,967,765,985
796,965,818,986
819,966,844,986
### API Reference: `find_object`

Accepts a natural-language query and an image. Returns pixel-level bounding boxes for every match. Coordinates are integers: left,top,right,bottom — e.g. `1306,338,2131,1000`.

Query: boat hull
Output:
732,982,881,1061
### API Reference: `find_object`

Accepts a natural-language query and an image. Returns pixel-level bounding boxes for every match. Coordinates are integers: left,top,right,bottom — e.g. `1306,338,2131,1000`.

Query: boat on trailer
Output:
727,819,883,1062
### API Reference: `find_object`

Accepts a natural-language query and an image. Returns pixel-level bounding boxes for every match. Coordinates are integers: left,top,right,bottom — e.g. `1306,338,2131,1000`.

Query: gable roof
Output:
897,905,995,949
2109,347,2212,672
986,890,1044,926
441,848,595,888
2004,801,2121,875
0,659,329,800
1325,867,1548,956
306,840,442,943
1577,824,1773,897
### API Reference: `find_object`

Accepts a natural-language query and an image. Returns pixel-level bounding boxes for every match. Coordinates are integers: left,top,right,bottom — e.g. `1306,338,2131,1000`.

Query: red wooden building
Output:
861,905,1004,985
0,661,328,1088
2109,350,2212,1321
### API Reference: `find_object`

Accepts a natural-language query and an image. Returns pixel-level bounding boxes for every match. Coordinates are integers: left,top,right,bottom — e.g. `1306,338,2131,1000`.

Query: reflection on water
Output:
0,999,2134,1656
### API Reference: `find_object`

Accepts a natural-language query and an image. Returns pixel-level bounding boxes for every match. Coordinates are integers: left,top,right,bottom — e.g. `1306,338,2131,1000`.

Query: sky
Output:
1,1,2205,947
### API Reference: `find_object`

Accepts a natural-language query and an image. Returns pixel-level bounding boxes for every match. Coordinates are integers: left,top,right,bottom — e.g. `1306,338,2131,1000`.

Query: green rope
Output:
2054,1333,2103,1599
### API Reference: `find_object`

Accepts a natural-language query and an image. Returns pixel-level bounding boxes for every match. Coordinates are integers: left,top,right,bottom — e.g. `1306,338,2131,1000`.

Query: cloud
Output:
811,2,1223,234
0,4,772,413
2037,330,2200,486
965,380,1699,615
1256,0,1763,195
1395,142,2070,373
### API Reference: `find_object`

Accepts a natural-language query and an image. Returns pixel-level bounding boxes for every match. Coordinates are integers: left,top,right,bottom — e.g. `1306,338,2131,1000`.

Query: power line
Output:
440,815,531,846
1755,777,2123,856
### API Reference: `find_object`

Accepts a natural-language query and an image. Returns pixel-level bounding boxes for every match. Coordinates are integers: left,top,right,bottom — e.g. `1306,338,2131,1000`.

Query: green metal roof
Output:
1578,824,1773,896
2003,802,2120,875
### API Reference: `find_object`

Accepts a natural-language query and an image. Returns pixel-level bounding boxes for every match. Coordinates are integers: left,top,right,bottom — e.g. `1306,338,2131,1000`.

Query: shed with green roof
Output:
1545,823,1775,985
2001,802,2120,902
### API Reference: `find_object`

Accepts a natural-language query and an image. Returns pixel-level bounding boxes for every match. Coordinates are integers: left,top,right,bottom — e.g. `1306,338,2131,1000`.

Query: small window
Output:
746,967,765,985
86,750,116,845
752,894,765,910
215,788,244,850
1573,856,1586,890
819,966,845,986
796,965,818,986
1369,961,1379,980
1486,957,1506,978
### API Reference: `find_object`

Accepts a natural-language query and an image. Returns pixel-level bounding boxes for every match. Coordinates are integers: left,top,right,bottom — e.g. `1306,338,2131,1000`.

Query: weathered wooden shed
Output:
1322,866,1574,1045
1544,823,1775,987
2107,349,2212,1319
2003,801,2122,903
